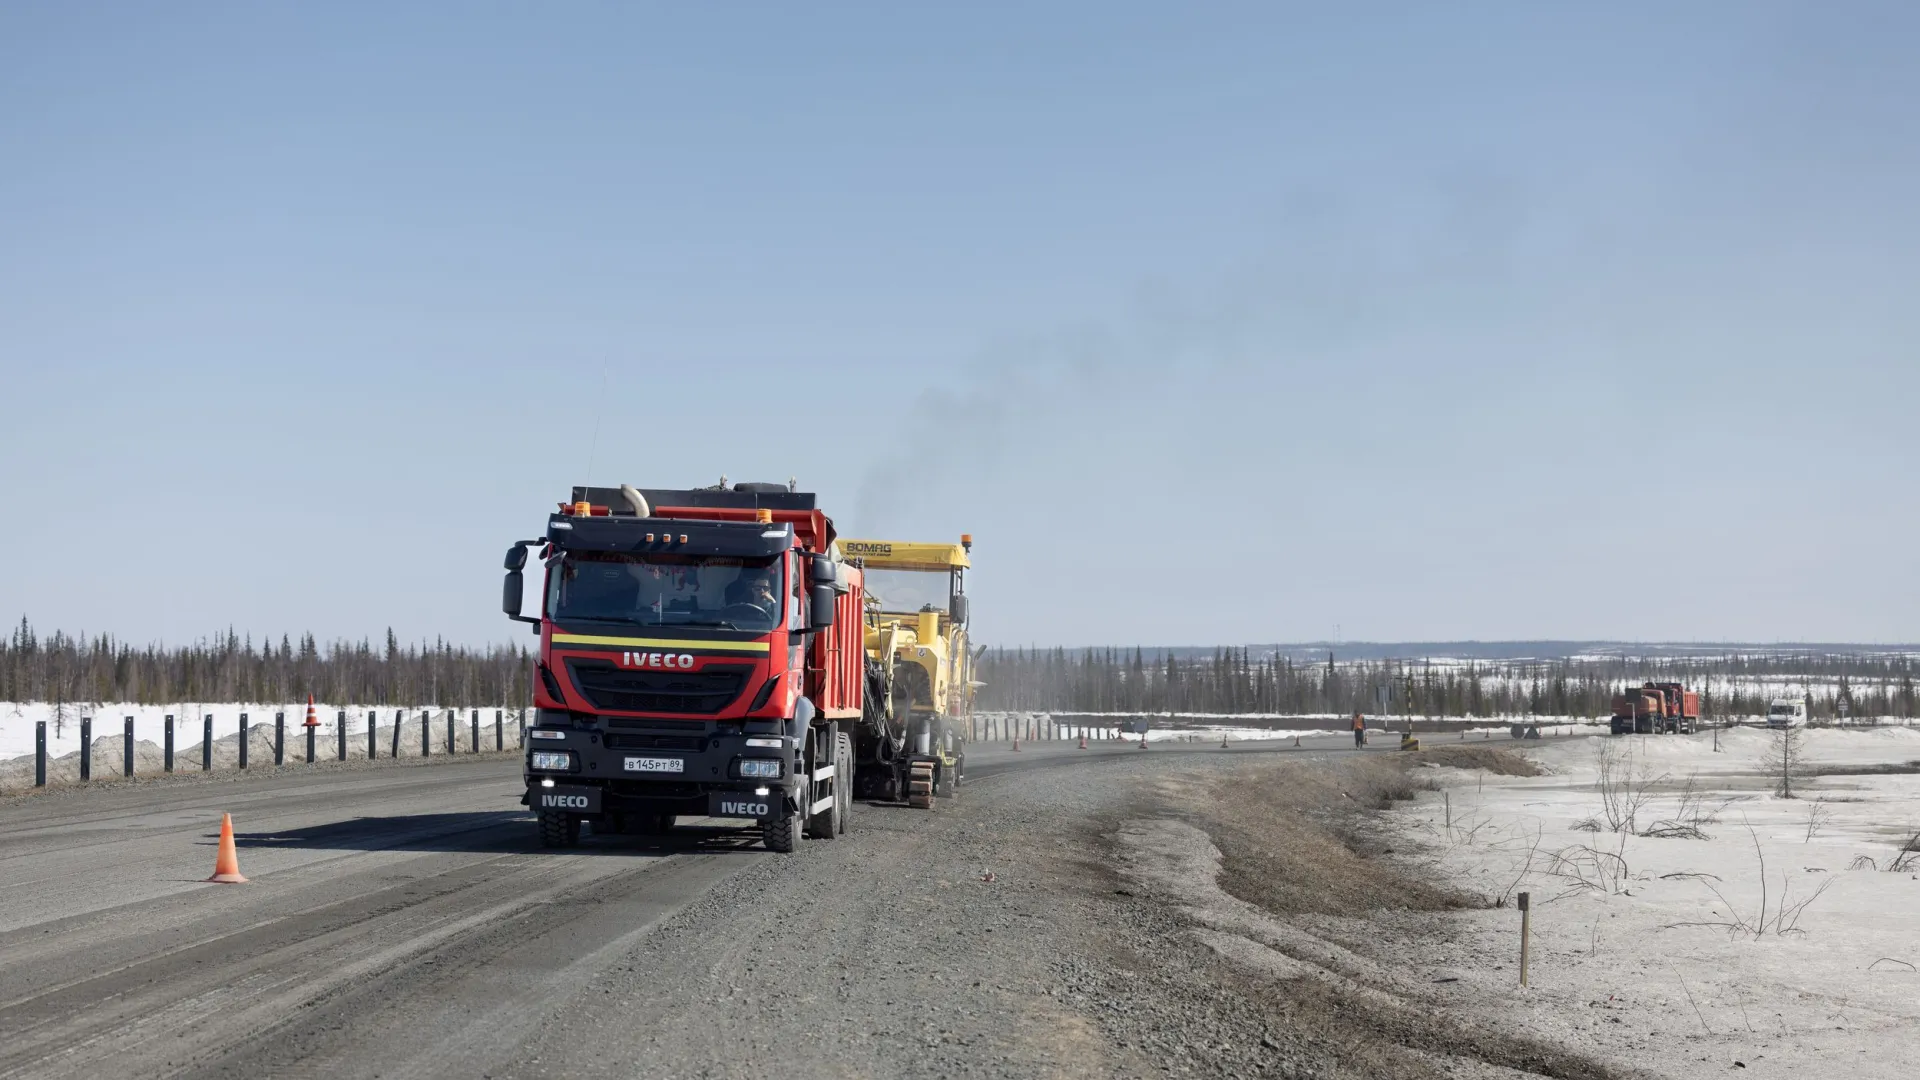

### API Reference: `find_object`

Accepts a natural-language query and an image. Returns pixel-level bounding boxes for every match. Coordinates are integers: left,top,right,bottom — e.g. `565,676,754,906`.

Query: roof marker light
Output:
646,533,655,542
679,534,688,544
755,509,773,524
572,501,591,516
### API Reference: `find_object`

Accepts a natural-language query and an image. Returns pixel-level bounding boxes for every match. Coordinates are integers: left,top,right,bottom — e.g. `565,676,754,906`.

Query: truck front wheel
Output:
762,805,802,853
537,809,580,848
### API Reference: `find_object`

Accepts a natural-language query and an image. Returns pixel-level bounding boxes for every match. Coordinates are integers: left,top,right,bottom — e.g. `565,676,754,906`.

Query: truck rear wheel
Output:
537,809,580,848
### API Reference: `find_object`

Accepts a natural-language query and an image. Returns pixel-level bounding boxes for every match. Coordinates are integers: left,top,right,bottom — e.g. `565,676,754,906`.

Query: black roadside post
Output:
517,709,526,747
164,714,174,772
239,712,249,769
305,717,316,764
470,709,479,754
494,709,503,752
203,714,213,770
80,715,92,781
368,710,378,760
337,710,347,761
446,709,455,755
390,709,402,759
421,710,430,757
123,717,134,778
35,721,46,787
274,711,285,766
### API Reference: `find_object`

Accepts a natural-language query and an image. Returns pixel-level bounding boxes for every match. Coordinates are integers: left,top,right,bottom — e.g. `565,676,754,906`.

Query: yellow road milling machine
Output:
838,535,975,809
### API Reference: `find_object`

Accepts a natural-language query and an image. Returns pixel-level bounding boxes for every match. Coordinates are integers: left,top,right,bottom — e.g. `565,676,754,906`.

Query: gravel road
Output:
0,734,1570,1079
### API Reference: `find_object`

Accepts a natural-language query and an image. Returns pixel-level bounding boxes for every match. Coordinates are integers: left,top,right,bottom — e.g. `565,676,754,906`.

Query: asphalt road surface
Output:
0,733,1459,1079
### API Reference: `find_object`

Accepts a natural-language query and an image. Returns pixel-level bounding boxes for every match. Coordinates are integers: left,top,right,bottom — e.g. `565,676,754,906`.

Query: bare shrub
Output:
1594,740,1665,834
1666,821,1835,937
1889,830,1920,874
1641,773,1728,840
1546,833,1633,896
1802,797,1832,843
1765,726,1805,799
1491,825,1544,908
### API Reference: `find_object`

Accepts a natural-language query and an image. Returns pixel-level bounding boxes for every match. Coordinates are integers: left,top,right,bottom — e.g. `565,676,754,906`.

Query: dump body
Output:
507,484,866,850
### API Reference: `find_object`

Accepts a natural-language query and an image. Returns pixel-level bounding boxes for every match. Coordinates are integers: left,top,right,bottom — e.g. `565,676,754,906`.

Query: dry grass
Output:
1140,754,1620,1080
1412,745,1544,776
1158,757,1472,916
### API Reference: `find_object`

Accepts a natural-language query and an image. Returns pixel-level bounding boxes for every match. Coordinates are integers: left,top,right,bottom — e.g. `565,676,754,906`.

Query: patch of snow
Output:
1392,728,1920,1079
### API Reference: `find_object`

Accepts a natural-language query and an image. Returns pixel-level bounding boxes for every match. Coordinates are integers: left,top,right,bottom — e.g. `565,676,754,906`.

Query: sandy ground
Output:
1382,727,1920,1078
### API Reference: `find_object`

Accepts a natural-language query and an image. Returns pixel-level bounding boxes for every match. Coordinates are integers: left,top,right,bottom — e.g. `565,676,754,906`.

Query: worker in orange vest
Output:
1352,712,1366,748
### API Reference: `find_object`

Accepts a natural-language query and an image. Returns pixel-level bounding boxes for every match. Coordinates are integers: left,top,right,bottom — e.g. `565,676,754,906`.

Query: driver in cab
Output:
726,567,781,621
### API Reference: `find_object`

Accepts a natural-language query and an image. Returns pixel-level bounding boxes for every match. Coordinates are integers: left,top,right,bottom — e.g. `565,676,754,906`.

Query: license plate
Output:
709,792,778,819
624,756,685,773
532,784,601,814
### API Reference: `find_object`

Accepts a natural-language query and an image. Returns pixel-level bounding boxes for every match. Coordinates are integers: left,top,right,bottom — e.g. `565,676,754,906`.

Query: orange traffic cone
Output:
1078,735,1087,749
302,694,319,728
1011,737,1020,752
207,813,248,883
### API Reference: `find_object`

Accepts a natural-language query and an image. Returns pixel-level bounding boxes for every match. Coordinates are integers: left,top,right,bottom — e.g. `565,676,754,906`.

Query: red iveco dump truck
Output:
502,483,865,852
1609,681,1700,735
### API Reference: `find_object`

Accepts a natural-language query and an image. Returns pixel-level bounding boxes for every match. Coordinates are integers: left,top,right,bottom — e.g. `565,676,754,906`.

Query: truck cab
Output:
504,484,865,852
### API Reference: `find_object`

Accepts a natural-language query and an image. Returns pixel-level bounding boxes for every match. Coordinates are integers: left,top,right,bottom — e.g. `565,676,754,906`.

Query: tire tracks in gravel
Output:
0,843,752,1080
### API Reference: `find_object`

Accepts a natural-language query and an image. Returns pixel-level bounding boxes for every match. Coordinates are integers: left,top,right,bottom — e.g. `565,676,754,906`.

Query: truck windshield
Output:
1770,704,1795,715
548,553,784,632
863,569,947,613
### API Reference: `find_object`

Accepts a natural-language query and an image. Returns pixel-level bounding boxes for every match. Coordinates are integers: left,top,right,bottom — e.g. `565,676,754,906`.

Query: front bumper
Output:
522,725,802,819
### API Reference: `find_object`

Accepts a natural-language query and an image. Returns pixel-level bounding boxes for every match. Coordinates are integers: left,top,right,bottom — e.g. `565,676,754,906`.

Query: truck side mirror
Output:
809,584,836,630
505,544,529,571
809,555,835,584
949,594,969,626
504,570,526,618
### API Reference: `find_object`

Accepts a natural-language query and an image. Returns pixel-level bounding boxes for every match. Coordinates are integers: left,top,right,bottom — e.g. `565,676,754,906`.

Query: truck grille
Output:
566,660,750,715
604,733,706,751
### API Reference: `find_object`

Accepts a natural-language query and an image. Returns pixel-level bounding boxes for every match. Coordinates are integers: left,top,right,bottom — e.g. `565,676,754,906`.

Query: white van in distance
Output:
1767,698,1808,728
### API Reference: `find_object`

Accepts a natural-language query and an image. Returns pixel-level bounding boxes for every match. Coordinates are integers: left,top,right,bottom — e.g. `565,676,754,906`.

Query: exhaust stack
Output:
619,484,650,517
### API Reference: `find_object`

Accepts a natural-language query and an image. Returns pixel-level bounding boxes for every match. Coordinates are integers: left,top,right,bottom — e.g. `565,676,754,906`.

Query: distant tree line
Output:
3,619,531,708
8,617,1913,723
976,646,1920,721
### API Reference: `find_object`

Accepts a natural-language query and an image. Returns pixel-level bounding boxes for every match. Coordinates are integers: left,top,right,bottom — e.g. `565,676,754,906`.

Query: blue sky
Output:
2,2,1915,648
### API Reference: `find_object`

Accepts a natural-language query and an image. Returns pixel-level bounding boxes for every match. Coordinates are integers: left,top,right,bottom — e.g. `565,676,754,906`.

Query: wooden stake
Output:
1518,891,1532,987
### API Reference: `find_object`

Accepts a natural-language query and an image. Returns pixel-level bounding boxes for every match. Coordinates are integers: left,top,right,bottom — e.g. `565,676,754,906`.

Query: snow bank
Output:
0,701,528,783
1391,727,1920,1079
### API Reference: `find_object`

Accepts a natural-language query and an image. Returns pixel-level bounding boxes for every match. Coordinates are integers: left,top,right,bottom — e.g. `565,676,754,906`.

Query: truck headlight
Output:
738,758,782,779
530,751,574,771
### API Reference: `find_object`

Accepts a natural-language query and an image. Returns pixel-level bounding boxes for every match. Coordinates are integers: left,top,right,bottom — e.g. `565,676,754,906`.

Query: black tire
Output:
537,809,580,848
762,806,801,853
